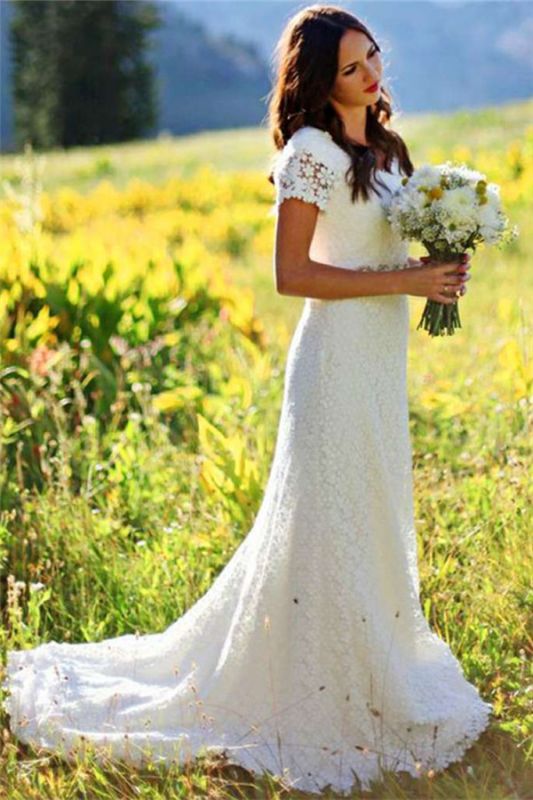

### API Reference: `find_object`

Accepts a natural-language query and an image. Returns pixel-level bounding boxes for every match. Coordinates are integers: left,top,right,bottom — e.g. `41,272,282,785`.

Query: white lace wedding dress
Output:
3,125,492,796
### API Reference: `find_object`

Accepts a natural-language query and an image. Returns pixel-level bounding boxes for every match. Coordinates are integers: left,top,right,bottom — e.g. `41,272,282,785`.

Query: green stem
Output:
416,244,467,337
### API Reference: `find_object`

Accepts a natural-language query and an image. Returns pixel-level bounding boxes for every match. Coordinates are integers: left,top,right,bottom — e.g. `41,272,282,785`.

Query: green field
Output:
0,99,531,798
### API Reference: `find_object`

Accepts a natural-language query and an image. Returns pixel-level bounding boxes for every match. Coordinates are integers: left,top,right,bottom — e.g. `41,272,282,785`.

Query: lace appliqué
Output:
276,148,339,212
354,260,421,272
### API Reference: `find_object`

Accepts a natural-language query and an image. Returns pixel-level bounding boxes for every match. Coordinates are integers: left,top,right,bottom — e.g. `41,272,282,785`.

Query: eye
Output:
343,47,379,75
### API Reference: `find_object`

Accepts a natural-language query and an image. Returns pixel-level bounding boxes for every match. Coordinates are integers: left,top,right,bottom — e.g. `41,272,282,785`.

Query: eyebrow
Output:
341,44,376,71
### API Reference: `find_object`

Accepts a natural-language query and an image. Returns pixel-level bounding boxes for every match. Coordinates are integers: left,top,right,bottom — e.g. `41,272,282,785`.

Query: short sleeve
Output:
272,128,342,212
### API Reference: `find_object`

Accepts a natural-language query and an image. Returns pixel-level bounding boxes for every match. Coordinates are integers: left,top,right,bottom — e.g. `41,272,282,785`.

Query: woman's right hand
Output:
401,254,471,304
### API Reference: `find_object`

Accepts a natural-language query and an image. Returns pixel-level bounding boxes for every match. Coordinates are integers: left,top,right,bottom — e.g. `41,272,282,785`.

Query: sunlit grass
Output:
0,99,531,798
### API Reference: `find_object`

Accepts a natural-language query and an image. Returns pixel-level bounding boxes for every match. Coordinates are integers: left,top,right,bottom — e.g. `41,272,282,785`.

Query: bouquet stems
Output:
416,245,464,337
416,297,461,336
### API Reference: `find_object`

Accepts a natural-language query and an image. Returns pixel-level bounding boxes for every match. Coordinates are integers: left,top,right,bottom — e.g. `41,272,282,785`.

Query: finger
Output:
439,263,468,275
435,280,462,294
435,261,459,275
433,293,457,305
448,277,468,287
445,283,463,294
457,256,472,269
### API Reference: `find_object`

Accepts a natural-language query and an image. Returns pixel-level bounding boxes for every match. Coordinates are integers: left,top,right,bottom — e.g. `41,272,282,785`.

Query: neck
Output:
329,100,368,144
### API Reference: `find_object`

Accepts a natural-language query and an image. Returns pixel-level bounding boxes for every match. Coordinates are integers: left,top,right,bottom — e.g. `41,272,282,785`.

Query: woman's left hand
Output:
408,254,471,297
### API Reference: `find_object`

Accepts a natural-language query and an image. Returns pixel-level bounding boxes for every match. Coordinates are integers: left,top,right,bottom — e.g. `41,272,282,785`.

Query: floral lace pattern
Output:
275,148,340,211
3,126,493,796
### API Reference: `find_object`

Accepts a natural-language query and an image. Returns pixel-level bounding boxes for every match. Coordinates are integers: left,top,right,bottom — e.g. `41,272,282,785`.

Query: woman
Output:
3,4,492,796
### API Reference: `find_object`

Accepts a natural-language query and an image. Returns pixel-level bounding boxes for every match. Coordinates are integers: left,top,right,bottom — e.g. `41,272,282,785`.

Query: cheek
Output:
336,76,362,96
349,77,367,95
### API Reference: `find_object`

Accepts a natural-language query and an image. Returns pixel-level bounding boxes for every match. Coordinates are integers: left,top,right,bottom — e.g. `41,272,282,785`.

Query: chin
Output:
362,90,380,103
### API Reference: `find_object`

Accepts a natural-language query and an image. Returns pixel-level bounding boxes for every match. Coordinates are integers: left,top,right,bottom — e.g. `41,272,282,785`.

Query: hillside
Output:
0,97,531,196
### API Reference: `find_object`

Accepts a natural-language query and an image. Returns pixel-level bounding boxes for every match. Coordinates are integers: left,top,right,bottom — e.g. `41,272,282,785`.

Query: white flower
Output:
439,186,478,223
408,190,427,213
438,161,485,184
410,164,442,189
478,202,501,230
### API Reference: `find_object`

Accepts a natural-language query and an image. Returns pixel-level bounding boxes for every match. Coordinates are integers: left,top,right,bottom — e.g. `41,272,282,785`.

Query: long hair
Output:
266,4,414,203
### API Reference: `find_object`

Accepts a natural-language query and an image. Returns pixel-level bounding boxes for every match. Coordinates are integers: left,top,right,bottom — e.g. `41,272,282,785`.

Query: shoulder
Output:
273,126,347,178
270,127,347,212
288,125,334,152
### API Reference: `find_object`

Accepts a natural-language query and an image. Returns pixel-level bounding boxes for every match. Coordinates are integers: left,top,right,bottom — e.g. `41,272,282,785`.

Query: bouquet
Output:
384,162,519,336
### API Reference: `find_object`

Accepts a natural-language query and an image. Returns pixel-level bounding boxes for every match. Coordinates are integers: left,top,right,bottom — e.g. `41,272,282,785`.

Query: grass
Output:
0,98,531,798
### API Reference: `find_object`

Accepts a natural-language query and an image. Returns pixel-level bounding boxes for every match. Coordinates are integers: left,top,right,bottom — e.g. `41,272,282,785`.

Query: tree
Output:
10,0,161,150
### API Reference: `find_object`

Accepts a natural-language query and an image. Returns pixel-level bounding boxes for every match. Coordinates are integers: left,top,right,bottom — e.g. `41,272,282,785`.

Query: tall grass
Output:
0,101,531,798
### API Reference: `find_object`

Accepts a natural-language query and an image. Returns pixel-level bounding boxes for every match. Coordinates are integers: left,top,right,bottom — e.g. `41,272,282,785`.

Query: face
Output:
329,29,382,108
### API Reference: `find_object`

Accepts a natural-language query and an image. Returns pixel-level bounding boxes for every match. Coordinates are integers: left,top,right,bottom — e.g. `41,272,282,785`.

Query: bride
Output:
3,4,492,796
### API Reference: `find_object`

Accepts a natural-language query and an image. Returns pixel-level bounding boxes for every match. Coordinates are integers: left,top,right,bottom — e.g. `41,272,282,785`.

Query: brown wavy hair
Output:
266,4,414,203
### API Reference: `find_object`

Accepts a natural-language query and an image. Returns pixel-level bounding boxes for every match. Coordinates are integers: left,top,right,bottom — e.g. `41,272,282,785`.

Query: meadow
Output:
0,98,531,798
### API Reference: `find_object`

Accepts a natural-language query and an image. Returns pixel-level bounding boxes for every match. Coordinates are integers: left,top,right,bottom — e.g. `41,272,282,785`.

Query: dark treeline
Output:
10,0,161,150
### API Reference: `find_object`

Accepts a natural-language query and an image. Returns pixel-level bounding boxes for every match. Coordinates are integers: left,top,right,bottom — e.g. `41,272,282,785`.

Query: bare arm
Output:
274,198,469,303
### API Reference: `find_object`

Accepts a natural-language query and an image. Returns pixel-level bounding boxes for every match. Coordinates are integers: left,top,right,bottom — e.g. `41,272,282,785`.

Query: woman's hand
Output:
402,254,471,304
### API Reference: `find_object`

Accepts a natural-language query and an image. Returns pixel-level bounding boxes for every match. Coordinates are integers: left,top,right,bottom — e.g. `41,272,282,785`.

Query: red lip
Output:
364,82,379,93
